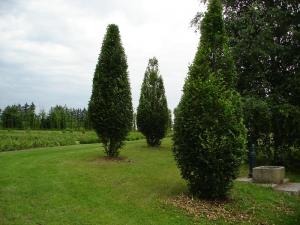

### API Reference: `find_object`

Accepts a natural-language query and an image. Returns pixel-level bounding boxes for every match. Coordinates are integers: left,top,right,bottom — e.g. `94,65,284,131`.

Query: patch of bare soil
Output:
166,193,256,224
92,156,134,163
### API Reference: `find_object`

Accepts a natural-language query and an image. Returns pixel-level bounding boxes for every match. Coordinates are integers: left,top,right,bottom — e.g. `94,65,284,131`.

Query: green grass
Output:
0,130,145,152
0,139,299,225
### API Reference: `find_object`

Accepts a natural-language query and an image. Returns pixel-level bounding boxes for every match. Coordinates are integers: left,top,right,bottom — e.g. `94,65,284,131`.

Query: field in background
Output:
0,130,145,152
0,139,299,225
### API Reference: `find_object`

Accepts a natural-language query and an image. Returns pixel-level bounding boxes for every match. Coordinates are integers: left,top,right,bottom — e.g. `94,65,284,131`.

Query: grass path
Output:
0,139,299,225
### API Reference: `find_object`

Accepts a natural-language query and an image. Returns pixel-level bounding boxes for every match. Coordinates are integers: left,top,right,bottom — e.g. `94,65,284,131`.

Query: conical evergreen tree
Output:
173,0,246,199
137,57,169,146
89,24,133,157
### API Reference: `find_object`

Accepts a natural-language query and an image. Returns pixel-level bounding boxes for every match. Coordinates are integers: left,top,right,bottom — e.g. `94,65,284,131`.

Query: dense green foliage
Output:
221,0,300,102
0,103,91,130
193,0,300,167
1,103,36,129
47,106,91,130
173,0,246,199
137,58,169,146
89,24,133,157
223,0,300,166
0,140,299,225
0,130,144,152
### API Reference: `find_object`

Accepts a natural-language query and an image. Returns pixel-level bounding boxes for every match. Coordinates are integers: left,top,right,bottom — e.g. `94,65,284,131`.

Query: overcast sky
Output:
0,0,205,112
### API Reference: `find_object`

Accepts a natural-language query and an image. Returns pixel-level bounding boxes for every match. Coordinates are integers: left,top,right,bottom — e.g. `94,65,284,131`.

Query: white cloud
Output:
0,0,205,111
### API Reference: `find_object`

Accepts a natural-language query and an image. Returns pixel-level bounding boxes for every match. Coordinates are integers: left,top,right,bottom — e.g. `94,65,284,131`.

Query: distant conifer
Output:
137,58,169,146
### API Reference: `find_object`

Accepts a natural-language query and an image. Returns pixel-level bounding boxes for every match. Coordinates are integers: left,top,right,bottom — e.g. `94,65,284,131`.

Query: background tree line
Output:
0,102,172,133
0,103,92,130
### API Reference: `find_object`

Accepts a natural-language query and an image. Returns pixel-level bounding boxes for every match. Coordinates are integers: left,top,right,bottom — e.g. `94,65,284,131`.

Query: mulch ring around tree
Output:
166,193,269,224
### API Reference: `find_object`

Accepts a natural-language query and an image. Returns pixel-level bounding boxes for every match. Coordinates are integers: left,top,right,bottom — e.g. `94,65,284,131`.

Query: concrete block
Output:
253,166,285,184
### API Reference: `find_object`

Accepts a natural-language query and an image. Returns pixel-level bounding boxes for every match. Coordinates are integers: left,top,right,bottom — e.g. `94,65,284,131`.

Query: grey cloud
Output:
0,0,20,15
0,0,205,112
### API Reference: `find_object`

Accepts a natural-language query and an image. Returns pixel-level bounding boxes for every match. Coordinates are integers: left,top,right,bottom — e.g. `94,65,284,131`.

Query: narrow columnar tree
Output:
173,0,246,199
132,112,137,131
168,109,173,131
137,57,169,146
89,24,133,157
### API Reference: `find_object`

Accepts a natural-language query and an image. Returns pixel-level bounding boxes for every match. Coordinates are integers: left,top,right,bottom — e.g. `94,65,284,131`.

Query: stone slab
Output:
274,183,300,196
258,183,278,188
236,177,252,182
236,177,297,193
236,177,289,184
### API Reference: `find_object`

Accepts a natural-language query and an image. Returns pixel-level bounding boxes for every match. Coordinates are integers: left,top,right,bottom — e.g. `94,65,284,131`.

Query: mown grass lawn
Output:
0,139,299,225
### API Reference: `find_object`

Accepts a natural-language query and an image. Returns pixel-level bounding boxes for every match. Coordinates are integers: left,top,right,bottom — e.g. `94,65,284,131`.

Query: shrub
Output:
125,131,145,141
173,0,246,199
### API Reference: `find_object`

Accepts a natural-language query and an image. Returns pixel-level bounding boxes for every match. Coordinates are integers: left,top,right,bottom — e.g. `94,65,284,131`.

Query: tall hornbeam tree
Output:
173,0,246,199
137,57,169,146
89,24,133,157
